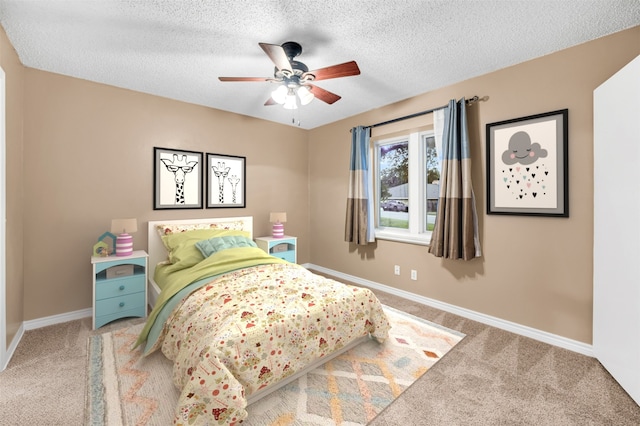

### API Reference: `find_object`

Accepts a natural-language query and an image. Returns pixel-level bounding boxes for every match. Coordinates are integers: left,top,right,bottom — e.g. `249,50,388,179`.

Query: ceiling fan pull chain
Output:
291,108,301,126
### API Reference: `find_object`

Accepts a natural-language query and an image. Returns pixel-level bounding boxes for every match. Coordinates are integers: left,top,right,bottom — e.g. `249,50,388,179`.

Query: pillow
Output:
161,229,251,268
156,220,246,237
195,235,257,258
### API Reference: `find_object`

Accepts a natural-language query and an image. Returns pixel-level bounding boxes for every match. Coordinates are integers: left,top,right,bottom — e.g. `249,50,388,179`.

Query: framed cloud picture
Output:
486,109,568,217
154,147,203,210
206,153,246,208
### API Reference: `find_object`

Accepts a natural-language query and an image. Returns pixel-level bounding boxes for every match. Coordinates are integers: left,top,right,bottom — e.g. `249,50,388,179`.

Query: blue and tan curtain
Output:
429,98,482,260
345,126,374,245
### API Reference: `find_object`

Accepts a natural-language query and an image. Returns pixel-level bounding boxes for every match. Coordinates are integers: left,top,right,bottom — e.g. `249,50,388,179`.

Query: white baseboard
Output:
2,308,91,371
305,263,594,357
1,323,24,371
23,308,92,331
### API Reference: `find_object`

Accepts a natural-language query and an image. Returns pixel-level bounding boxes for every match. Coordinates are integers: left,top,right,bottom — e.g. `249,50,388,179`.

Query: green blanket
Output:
134,246,288,350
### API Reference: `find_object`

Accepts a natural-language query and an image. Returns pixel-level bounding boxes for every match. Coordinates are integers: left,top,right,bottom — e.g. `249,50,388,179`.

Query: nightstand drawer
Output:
95,275,145,300
273,251,295,263
95,291,145,317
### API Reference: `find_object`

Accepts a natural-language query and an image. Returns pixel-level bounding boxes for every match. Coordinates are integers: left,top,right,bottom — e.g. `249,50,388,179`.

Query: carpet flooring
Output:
86,306,464,425
1,282,639,425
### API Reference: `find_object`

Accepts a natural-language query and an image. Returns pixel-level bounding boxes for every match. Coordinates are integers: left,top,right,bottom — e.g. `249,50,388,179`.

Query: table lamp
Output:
111,218,137,256
270,212,287,238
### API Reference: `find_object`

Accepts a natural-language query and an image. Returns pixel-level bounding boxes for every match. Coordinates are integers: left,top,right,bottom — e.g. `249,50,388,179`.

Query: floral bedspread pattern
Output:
149,263,390,425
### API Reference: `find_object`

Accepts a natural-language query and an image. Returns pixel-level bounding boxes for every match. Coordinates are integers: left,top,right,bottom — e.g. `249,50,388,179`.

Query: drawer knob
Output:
119,302,125,308
119,285,125,291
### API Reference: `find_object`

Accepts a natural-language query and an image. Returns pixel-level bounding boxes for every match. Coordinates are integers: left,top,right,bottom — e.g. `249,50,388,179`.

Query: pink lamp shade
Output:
270,212,287,238
111,218,137,256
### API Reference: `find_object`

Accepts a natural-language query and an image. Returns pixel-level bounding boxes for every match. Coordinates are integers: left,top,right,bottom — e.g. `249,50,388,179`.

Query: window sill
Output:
374,229,431,246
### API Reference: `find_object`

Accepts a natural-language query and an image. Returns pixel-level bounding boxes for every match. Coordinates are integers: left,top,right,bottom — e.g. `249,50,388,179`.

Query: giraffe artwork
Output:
154,148,203,209
212,162,231,203
206,153,246,208
228,175,240,204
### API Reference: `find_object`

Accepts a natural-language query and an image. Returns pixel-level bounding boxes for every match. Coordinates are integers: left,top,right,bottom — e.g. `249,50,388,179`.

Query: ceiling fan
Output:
218,41,360,109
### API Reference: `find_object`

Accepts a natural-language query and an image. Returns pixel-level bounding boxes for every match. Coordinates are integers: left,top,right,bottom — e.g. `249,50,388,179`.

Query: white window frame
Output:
374,130,435,246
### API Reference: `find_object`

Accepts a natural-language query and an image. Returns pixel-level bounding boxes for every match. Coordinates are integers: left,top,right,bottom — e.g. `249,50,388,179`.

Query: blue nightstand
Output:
91,250,148,329
255,236,297,263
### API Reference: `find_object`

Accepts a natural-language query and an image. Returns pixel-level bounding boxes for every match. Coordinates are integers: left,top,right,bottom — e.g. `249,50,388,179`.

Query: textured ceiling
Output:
1,1,639,129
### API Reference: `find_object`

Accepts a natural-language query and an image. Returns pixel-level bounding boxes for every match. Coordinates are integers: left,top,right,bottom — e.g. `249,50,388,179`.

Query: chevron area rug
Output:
85,306,464,425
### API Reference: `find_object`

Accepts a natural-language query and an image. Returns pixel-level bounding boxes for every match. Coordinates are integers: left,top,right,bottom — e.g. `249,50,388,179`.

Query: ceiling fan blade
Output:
218,76,271,82
264,97,277,106
259,42,293,74
307,84,341,104
304,61,360,81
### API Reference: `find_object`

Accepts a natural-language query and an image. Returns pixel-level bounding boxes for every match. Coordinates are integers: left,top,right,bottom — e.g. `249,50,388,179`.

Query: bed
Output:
136,216,390,425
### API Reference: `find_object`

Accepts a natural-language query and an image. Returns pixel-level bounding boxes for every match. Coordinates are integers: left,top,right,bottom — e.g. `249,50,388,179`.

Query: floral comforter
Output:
147,261,390,425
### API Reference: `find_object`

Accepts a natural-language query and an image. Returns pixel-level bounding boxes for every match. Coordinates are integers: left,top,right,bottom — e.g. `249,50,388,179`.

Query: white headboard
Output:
147,216,253,285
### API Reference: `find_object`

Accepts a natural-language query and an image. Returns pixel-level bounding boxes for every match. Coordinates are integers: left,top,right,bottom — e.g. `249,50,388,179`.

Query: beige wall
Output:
1,25,25,348
308,26,640,345
21,70,309,320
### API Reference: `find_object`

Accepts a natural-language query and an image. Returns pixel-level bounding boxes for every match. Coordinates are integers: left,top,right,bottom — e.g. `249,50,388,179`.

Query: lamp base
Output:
272,222,284,238
115,233,133,256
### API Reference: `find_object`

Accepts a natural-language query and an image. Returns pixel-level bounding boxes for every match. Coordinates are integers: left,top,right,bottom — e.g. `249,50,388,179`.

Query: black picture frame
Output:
486,109,568,217
153,147,203,210
206,153,246,208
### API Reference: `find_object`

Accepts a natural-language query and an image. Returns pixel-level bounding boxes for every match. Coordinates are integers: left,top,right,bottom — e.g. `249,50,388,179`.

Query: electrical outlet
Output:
411,270,418,280
394,265,400,275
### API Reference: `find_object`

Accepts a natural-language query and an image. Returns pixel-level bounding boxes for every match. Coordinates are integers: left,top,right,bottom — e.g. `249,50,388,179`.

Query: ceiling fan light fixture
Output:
283,90,298,110
271,85,288,104
297,85,314,105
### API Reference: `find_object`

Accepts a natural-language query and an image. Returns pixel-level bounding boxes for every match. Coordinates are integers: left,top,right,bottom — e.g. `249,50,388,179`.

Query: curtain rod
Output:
363,95,481,130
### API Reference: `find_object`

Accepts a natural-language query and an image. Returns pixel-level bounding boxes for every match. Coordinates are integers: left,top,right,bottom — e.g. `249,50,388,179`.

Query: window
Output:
374,130,439,245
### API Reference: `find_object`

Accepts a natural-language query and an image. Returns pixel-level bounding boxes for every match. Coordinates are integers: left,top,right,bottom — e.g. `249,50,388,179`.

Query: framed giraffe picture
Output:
154,147,203,210
206,153,246,208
